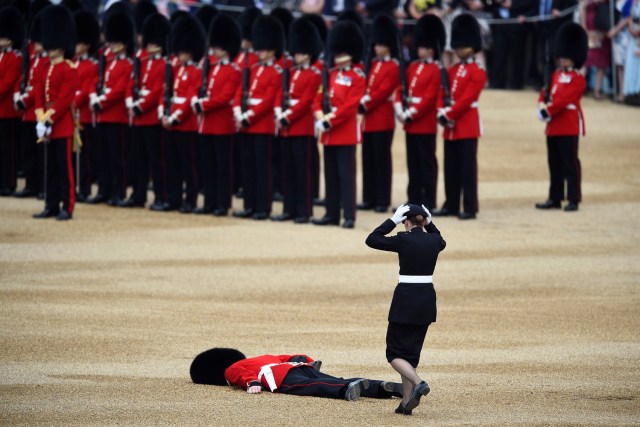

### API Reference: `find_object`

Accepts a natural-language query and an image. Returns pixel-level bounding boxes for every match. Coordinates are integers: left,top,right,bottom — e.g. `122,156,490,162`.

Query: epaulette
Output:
274,64,283,74
311,66,321,75
354,68,366,79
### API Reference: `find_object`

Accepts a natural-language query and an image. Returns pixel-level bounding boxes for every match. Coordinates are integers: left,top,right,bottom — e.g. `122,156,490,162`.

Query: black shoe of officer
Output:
356,202,373,210
13,188,35,198
342,219,355,229
118,198,144,208
0,188,14,196
344,379,369,401
431,207,455,217
458,212,476,220
252,212,269,220
56,210,72,221
179,203,194,214
395,403,412,416
107,198,122,207
86,194,107,204
564,202,579,212
293,216,309,224
271,213,293,221
33,208,59,219
194,206,213,214
233,209,254,218
381,381,404,398
373,205,389,213
535,199,561,209
404,381,430,411
213,208,228,217
150,202,176,212
75,193,88,203
312,216,339,226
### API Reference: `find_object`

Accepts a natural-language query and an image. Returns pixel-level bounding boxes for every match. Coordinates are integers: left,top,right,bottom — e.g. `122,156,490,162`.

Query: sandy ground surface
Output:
1,90,639,426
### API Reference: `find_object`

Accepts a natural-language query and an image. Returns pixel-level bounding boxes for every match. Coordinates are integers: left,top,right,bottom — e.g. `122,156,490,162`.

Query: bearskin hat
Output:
142,12,170,53
328,20,364,64
451,13,482,52
102,0,131,26
0,7,25,47
336,8,364,31
270,7,293,38
133,0,156,33
171,14,206,62
29,9,44,43
28,0,50,22
74,10,100,56
371,14,398,57
289,17,323,64
190,348,246,386
554,22,588,69
41,5,76,59
252,15,285,58
195,4,218,33
208,13,241,60
9,0,29,18
104,11,135,56
302,13,327,43
169,9,188,26
61,0,83,12
414,14,446,58
238,6,261,41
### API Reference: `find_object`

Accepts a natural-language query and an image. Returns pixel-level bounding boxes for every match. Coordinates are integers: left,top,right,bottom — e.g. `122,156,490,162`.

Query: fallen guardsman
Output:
190,347,403,401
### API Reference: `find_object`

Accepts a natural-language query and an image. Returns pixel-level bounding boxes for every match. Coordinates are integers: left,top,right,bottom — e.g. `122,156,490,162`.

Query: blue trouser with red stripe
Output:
278,366,391,399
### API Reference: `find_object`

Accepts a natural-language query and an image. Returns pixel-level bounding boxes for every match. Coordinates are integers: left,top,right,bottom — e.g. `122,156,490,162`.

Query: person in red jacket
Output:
432,13,486,221
312,20,366,229
190,347,404,402
232,15,284,220
191,13,242,216
358,14,400,214
88,11,134,207
161,14,204,213
32,5,79,220
535,22,588,213
72,10,100,203
0,7,25,196
395,15,445,212
271,18,323,224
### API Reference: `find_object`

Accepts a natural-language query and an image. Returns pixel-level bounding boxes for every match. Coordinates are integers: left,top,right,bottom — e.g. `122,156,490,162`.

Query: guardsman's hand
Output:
247,385,262,394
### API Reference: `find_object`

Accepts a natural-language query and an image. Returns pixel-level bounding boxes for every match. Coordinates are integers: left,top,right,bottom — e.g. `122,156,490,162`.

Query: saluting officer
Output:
358,14,400,214
432,13,486,221
192,13,242,217
535,22,588,213
32,5,79,220
395,14,446,211
311,20,366,230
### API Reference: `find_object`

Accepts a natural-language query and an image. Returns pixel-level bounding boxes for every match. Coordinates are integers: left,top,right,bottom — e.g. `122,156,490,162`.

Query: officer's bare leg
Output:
390,358,421,405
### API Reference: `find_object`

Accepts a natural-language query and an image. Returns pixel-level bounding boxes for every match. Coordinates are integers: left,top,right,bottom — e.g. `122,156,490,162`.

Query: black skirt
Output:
388,283,437,325
385,322,430,368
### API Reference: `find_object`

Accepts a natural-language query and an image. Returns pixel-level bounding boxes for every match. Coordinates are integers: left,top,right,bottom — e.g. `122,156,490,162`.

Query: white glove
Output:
421,204,432,225
391,205,410,224
314,119,325,133
232,106,242,123
394,102,404,118
36,121,47,139
125,97,134,109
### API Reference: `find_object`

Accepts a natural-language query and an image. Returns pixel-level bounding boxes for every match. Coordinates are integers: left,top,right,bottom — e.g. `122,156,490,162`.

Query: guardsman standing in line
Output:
191,13,242,216
0,7,25,196
271,17,323,224
432,13,486,221
88,11,134,206
311,20,366,230
121,13,170,209
232,15,284,220
535,22,588,213
32,5,79,220
161,14,204,214
358,14,400,214
72,10,100,203
395,14,445,211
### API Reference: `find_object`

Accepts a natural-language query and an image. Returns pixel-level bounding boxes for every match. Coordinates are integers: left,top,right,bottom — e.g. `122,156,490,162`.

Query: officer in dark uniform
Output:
365,204,446,415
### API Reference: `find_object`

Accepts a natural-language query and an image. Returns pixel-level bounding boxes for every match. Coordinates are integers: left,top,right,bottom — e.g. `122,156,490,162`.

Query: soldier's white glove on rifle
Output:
391,204,410,224
36,121,47,139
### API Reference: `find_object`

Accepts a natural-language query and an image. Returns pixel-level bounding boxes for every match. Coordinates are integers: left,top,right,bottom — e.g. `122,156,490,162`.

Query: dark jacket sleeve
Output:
365,219,401,253
425,221,447,251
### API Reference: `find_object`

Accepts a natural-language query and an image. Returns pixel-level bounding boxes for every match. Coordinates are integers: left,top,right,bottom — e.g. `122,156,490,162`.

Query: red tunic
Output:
127,53,165,126
276,64,322,137
199,59,242,135
74,55,98,125
224,354,316,391
0,47,22,119
233,49,258,69
442,59,486,141
35,59,79,139
21,52,50,122
361,57,399,133
397,59,441,135
96,54,133,124
233,60,282,135
313,65,366,146
539,69,586,137
165,61,201,132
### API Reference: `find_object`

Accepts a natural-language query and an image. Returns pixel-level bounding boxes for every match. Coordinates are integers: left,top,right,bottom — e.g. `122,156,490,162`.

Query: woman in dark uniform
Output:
365,204,446,415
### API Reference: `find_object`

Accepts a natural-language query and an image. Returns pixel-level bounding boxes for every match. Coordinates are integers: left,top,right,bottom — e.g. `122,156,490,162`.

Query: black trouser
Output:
281,135,313,218
272,134,283,196
19,120,44,193
442,138,478,214
490,22,529,89
148,127,168,205
128,125,155,204
44,137,75,214
170,130,199,207
199,133,234,210
241,133,273,214
233,132,244,194
96,122,128,201
75,124,96,197
362,130,394,208
0,118,19,192
311,138,320,200
323,144,356,221
546,135,581,203
406,133,438,210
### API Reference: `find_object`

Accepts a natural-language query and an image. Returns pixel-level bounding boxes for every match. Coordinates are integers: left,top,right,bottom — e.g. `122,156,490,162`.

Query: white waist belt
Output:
248,98,262,106
398,275,433,284
173,96,186,104
471,101,478,108
258,362,307,392
410,96,422,104
288,99,299,106
566,104,577,110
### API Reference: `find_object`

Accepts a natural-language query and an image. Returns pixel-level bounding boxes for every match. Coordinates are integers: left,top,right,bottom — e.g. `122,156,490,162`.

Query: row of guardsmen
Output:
0,2,587,225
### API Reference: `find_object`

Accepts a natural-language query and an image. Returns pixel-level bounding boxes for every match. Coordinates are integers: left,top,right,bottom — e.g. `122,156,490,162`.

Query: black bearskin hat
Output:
270,7,293,38
371,14,398,57
289,17,322,63
554,21,588,69
29,9,44,43
190,348,246,385
142,12,170,53
238,6,261,41
252,15,284,58
169,9,188,25
171,14,206,62
61,0,83,12
328,20,364,64
41,5,75,59
74,10,100,56
336,8,364,31
208,13,241,60
195,4,218,33
450,13,482,52
302,13,327,43
28,0,49,22
414,14,446,58
104,11,135,56
9,0,29,18
102,0,132,27
133,0,156,33
0,7,25,46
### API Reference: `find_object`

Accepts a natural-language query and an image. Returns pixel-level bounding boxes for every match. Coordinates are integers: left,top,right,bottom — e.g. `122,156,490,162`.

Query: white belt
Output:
288,99,299,106
173,96,186,104
410,97,422,104
566,104,576,110
104,87,112,94
398,275,433,284
140,89,150,96
257,362,307,392
471,101,478,108
248,98,262,106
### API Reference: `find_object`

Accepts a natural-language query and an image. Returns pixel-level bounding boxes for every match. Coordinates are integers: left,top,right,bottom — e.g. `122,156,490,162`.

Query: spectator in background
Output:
624,0,640,104
405,0,444,19
442,0,491,68
609,0,633,102
581,0,612,99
